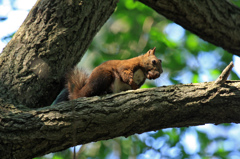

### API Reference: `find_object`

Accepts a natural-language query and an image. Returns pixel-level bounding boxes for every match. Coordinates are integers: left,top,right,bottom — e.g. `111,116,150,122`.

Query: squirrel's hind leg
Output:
80,69,114,97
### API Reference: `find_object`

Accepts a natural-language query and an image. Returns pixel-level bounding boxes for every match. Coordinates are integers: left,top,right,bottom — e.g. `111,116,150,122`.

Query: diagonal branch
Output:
139,0,240,55
0,0,118,107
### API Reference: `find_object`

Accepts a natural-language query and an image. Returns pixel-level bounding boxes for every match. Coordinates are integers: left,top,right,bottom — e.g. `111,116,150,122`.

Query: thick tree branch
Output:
0,0,118,107
139,0,240,55
1,81,240,158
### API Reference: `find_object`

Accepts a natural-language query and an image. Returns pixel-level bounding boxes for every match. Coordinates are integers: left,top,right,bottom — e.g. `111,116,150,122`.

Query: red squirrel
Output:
66,47,163,100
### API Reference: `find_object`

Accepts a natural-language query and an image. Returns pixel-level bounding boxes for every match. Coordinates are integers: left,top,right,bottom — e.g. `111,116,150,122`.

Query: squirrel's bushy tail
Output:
66,67,89,100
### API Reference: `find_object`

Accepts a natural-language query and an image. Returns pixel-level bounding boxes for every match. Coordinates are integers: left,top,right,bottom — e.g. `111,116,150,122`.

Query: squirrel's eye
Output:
159,59,162,63
152,60,156,64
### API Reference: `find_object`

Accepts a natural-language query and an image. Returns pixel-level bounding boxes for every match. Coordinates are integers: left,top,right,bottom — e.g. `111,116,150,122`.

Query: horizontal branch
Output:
1,81,240,158
139,0,240,55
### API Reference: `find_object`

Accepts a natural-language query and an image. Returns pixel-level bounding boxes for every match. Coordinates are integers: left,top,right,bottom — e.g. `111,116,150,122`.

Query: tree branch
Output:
215,61,234,84
139,0,240,55
1,81,240,158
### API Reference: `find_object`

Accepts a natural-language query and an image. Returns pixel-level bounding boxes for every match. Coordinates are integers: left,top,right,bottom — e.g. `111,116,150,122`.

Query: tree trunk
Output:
1,0,240,158
0,0,119,107
1,81,240,159
139,0,240,55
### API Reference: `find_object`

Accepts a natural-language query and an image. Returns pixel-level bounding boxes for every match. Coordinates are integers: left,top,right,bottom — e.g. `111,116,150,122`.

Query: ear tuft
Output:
145,47,156,56
149,47,156,55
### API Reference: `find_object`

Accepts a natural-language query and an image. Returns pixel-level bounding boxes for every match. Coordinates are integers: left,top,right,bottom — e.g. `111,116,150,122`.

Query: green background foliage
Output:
1,0,240,158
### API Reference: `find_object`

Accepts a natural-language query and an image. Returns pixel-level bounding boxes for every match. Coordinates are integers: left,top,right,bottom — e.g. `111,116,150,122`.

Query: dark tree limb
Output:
139,0,240,55
1,81,240,159
0,0,119,107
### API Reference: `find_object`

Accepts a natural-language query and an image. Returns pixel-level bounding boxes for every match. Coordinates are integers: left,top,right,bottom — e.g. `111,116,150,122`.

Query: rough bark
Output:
1,81,240,159
139,0,240,55
0,0,119,107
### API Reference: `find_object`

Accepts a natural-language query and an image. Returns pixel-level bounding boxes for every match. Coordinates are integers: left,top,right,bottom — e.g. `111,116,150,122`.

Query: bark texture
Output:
139,0,240,55
1,81,240,159
0,0,119,107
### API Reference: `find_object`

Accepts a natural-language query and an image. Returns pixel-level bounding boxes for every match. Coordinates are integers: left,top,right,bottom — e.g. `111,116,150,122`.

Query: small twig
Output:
215,61,234,84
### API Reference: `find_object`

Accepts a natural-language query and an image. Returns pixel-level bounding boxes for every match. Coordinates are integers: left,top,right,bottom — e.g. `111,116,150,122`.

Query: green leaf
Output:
192,74,199,83
196,130,210,152
186,34,199,51
209,69,221,80
165,128,180,147
52,156,64,159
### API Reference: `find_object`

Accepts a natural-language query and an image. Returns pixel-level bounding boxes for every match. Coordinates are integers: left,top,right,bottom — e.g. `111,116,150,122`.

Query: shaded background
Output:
1,0,240,158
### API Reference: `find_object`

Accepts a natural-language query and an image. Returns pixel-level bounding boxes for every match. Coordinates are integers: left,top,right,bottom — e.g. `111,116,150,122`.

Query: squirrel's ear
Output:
151,47,156,54
146,47,156,56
